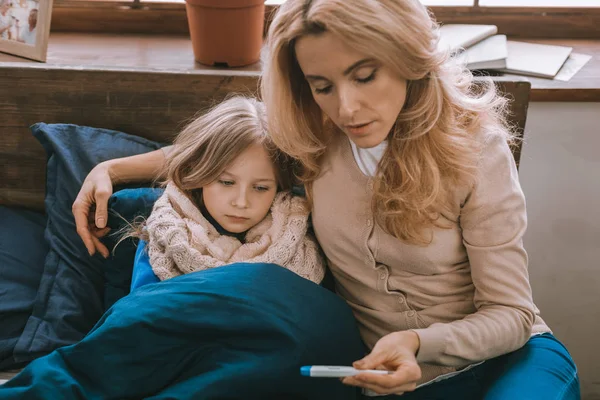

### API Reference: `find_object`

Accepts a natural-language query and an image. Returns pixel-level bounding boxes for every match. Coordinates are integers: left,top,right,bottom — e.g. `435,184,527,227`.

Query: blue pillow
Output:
0,206,48,371
12,123,163,365
103,188,164,308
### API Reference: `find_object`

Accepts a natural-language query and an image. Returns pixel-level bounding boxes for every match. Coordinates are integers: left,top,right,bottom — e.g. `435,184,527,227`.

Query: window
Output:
480,0,599,6
54,0,600,7
422,0,600,5
420,1,475,5
51,0,600,38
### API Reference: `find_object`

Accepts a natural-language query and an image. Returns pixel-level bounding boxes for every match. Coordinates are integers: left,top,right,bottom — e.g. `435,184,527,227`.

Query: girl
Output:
127,95,324,288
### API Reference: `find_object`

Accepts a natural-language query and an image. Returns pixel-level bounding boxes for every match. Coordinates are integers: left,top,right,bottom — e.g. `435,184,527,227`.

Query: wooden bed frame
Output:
0,65,531,212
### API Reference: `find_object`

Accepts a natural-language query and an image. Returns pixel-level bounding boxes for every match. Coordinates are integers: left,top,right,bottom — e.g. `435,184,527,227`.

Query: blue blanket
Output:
0,263,365,399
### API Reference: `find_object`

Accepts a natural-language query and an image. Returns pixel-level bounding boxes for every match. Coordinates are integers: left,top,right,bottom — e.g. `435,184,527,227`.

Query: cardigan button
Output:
407,310,416,317
367,219,372,227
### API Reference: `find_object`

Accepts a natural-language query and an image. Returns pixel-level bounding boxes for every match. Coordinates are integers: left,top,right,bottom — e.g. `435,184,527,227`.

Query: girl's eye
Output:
314,86,332,95
356,69,377,84
219,180,234,186
255,186,270,192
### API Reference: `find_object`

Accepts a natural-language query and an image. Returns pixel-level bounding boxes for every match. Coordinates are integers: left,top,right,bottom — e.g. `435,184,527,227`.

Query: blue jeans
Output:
365,333,579,400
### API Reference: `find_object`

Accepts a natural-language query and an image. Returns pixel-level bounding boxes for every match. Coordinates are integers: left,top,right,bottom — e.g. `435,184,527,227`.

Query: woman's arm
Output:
72,148,168,257
106,148,169,184
412,133,536,366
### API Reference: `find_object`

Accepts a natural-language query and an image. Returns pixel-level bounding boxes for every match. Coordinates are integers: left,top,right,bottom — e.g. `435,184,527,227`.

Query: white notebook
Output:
455,34,508,70
437,24,498,53
500,41,573,79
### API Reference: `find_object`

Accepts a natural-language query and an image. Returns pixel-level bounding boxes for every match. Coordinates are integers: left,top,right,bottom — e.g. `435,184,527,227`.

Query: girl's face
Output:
202,143,278,233
295,32,408,149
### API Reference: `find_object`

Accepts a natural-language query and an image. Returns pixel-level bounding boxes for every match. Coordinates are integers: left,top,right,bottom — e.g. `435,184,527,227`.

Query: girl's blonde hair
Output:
166,95,295,199
261,0,514,245
115,95,295,246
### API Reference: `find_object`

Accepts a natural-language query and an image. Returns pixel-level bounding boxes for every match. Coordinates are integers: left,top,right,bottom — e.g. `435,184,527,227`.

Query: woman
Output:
72,1,579,398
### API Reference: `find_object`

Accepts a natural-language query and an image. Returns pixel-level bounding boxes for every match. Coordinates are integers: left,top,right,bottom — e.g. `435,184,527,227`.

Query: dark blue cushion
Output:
0,207,48,370
103,188,164,307
12,123,163,365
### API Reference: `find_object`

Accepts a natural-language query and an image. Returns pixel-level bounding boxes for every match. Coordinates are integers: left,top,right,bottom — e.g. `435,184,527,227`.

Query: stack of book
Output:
438,24,574,79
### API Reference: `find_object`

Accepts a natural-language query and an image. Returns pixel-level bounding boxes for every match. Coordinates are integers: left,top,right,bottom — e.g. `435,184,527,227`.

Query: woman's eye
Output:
255,186,270,192
314,86,332,95
356,69,377,84
219,180,234,186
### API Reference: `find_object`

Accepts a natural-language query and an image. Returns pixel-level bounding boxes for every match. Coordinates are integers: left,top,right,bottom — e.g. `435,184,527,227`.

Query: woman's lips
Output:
345,121,373,136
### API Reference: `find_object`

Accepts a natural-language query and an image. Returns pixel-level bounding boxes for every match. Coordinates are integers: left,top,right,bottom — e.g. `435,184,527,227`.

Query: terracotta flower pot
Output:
185,0,265,67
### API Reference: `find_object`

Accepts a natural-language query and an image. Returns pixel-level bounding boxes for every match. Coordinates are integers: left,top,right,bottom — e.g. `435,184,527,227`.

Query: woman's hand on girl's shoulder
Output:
72,162,114,258
342,331,422,395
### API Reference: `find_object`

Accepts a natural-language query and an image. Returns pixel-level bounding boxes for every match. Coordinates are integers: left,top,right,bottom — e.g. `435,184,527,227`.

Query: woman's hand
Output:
342,330,422,395
72,162,114,258
71,149,168,257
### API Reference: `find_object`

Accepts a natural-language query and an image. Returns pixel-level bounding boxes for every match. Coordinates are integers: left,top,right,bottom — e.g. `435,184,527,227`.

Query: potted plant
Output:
185,0,265,68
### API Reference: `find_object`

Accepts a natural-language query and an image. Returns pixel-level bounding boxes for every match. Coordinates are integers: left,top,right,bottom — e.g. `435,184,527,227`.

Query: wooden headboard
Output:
0,65,530,211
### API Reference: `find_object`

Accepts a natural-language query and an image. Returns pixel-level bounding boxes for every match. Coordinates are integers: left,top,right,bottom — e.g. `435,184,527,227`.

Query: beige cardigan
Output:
311,132,550,385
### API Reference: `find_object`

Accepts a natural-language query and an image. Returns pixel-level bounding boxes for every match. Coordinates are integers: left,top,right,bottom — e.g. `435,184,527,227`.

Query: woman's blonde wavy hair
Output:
261,0,514,245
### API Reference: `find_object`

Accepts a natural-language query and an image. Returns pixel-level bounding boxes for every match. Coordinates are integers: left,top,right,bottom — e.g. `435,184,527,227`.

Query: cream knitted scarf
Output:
145,183,325,284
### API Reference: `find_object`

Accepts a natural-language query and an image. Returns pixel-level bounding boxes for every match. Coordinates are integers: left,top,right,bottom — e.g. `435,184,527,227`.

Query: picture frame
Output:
0,0,53,62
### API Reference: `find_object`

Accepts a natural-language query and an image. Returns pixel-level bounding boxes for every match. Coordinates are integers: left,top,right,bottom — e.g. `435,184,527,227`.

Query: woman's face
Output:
295,32,408,149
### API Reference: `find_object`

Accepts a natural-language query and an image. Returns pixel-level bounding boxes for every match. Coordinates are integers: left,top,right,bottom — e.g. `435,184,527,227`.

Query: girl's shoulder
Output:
275,189,309,206
291,185,306,198
272,190,311,216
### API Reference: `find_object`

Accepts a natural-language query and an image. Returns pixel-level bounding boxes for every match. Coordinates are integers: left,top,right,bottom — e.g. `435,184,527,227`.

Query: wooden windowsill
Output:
0,33,598,102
